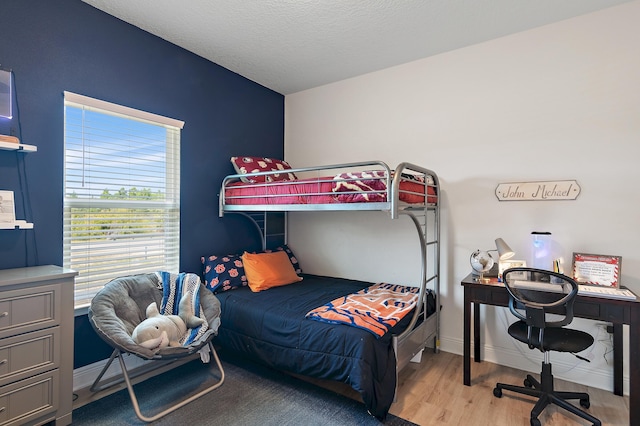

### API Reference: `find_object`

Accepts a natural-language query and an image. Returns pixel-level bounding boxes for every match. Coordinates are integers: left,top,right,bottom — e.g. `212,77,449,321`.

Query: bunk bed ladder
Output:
391,164,440,374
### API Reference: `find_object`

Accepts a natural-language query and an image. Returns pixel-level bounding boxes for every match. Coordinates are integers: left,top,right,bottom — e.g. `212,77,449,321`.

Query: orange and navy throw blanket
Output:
305,283,420,338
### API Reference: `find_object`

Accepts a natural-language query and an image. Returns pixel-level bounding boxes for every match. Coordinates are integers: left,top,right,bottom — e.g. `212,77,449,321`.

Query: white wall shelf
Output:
0,220,34,230
0,141,37,152
1,142,37,229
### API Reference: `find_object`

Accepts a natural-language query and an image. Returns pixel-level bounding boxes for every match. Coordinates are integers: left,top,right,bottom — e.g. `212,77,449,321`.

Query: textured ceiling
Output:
82,0,631,95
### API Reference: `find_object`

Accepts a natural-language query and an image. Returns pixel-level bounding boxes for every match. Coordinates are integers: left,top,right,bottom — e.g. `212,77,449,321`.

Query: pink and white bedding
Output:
223,171,437,206
224,177,336,205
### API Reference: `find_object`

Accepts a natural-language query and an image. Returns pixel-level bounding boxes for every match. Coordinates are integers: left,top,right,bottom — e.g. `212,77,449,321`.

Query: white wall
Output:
284,2,640,394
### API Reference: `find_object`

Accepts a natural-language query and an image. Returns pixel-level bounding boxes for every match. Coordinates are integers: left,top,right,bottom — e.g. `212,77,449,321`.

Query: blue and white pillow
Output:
201,244,302,293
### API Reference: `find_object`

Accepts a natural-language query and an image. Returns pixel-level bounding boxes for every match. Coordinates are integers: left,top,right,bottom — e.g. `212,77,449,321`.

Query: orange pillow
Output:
242,251,303,292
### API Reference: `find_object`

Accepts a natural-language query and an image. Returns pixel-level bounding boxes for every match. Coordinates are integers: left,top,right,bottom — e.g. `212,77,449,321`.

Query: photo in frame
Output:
572,252,621,288
0,68,11,119
0,190,16,224
498,259,527,281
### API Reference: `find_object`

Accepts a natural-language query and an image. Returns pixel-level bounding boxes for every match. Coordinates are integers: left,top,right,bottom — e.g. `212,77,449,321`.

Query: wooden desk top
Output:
460,272,639,304
460,273,502,286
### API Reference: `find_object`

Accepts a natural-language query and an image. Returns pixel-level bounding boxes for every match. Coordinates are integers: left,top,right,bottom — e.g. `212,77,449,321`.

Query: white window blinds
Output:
63,92,184,308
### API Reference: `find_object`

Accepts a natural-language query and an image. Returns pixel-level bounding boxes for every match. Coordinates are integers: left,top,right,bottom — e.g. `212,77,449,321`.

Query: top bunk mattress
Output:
220,160,439,212
223,175,435,205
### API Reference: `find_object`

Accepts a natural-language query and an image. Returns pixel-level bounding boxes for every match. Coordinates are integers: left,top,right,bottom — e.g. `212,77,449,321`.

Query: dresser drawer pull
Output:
0,312,7,318
0,407,4,413
0,359,6,365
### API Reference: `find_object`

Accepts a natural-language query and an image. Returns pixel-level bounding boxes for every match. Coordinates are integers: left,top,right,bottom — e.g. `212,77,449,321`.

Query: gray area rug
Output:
72,352,418,426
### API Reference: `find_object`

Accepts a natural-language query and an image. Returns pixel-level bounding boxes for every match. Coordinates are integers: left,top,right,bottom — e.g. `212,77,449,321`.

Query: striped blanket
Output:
156,271,209,346
305,283,419,338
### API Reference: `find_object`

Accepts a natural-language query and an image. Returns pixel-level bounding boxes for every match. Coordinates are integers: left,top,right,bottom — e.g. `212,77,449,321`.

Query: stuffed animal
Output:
131,293,205,351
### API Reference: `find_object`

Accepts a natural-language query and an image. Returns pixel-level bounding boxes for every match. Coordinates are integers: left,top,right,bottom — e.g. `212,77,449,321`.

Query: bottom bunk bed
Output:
211,273,437,419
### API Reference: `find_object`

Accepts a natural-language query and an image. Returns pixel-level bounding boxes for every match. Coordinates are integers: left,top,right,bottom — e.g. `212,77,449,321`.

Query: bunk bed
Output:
213,159,440,418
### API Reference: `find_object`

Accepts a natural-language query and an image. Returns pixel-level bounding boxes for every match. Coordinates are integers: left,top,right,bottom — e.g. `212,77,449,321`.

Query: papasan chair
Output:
88,272,225,422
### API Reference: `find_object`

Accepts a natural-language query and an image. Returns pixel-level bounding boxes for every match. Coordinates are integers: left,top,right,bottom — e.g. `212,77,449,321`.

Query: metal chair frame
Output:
89,341,225,423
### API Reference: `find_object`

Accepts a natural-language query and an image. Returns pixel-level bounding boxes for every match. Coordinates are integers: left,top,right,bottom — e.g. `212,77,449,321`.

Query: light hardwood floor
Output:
307,350,628,425
388,350,628,426
76,349,628,425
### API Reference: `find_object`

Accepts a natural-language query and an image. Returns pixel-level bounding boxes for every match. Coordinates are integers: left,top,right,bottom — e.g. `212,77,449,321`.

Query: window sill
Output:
74,305,90,317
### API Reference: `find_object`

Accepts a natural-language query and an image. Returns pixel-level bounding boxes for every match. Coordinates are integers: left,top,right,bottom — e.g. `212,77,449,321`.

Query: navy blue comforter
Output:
213,274,432,418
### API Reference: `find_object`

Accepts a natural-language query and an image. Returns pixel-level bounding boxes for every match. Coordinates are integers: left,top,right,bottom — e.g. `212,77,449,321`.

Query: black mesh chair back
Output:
494,267,601,426
503,267,588,353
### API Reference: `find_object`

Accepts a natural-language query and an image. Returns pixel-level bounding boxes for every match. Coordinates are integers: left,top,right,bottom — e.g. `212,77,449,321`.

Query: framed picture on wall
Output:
0,68,11,119
572,252,621,288
0,190,16,224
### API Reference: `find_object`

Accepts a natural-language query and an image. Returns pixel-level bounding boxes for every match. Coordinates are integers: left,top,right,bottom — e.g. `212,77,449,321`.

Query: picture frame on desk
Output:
498,259,527,281
572,252,621,288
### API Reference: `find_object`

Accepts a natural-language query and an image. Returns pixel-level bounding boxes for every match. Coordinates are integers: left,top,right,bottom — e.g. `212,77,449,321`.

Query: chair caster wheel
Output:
580,398,590,409
493,387,502,398
530,417,541,426
524,377,534,388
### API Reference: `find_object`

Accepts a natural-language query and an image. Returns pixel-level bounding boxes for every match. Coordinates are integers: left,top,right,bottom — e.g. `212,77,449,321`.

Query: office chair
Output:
493,267,601,426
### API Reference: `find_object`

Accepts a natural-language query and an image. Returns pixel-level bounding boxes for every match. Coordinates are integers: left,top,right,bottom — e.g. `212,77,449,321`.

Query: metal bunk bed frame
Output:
219,160,440,379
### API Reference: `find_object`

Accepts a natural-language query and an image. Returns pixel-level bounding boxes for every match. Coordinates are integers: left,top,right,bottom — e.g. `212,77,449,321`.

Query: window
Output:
63,92,183,308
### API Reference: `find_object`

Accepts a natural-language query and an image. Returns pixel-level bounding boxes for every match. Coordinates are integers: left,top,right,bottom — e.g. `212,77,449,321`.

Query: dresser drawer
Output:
0,370,58,426
0,284,61,339
0,327,60,388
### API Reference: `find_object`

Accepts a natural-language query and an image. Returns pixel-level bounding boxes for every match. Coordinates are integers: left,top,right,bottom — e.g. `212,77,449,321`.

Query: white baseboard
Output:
438,336,628,395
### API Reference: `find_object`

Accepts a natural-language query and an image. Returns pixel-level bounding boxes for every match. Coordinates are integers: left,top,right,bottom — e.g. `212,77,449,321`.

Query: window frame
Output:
63,92,184,310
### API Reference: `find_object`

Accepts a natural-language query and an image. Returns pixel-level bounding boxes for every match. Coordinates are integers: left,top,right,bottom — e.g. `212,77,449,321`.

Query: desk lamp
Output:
494,238,515,261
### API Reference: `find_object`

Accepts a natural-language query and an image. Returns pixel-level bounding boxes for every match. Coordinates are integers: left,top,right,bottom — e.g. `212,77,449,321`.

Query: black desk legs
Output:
474,302,481,363
463,291,483,386
613,323,623,396
463,289,471,386
630,306,640,426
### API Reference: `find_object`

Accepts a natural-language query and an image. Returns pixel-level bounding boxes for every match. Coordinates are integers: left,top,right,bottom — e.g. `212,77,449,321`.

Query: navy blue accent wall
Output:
0,0,283,367
0,0,281,270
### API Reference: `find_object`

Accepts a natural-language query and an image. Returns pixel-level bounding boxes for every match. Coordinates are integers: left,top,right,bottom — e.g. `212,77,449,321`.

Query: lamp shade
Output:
495,238,515,260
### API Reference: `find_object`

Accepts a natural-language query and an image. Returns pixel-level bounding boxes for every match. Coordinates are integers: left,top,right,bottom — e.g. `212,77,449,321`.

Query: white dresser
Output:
0,265,77,426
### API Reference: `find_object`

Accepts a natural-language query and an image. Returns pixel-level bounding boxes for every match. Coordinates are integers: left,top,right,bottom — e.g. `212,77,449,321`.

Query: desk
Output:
461,273,640,426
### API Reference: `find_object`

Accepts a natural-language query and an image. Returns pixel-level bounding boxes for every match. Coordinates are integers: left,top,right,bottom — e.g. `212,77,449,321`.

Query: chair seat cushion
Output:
89,273,221,360
508,320,594,353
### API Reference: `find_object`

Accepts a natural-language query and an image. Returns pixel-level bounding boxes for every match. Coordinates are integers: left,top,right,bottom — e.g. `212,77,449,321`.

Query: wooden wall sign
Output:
495,180,581,201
